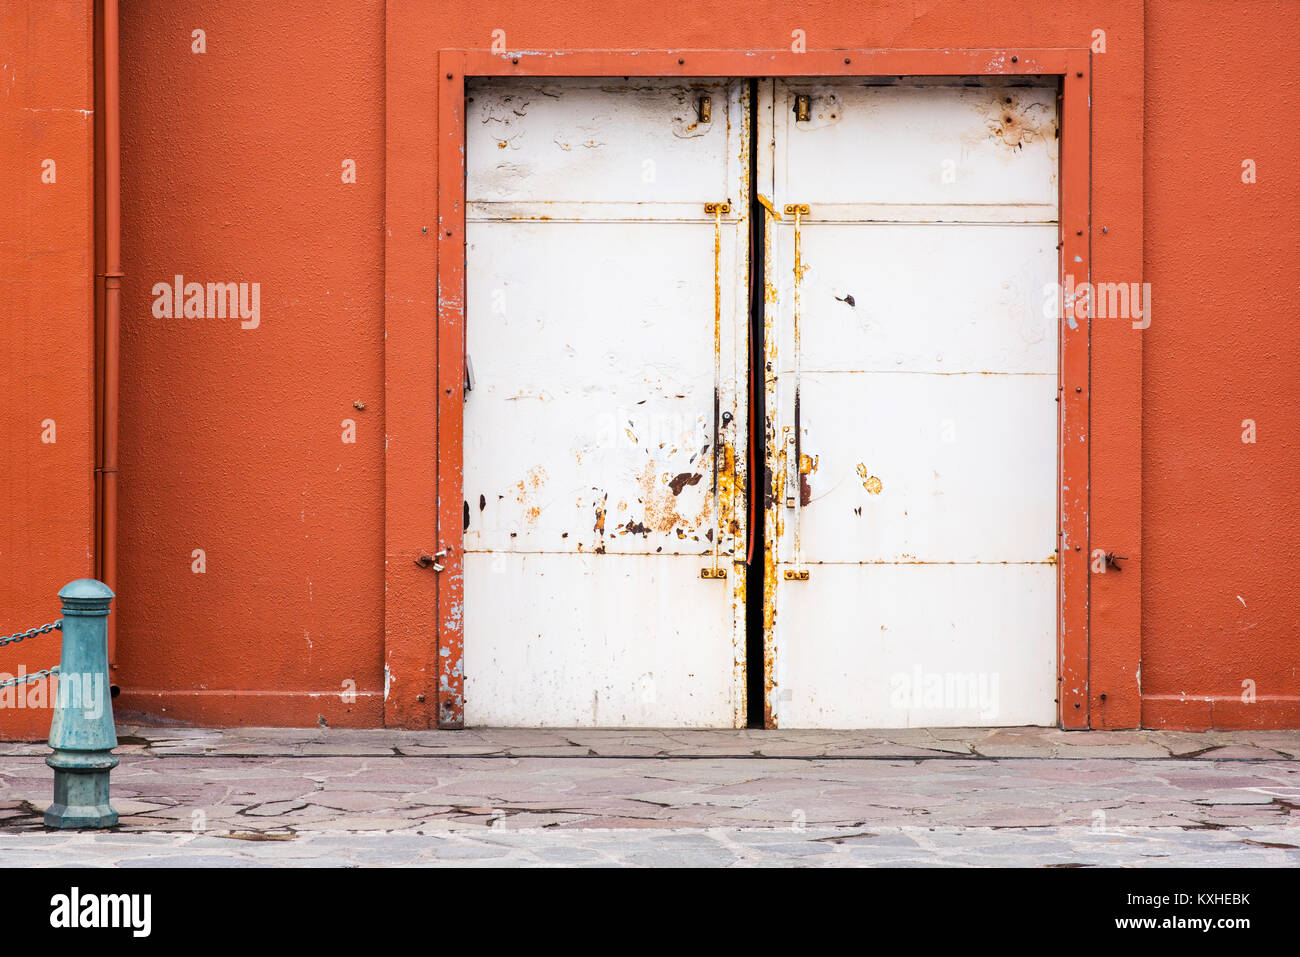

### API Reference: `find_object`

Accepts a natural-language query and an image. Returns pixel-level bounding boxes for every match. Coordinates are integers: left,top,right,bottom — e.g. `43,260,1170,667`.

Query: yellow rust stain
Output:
856,463,883,494
513,466,550,525
636,460,712,539
981,93,1056,150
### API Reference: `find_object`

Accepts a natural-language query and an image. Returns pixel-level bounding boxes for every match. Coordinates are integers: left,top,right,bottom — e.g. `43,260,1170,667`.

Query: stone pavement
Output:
1,726,1298,866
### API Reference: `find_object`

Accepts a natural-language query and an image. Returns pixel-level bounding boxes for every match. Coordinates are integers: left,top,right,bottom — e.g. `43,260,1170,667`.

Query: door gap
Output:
744,77,767,729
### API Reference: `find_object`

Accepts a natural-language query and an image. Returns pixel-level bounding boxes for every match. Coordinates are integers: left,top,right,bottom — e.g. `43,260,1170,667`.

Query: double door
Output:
462,78,1059,727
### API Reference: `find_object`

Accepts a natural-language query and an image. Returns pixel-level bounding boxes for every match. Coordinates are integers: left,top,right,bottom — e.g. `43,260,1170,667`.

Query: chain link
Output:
0,666,59,690
0,620,62,648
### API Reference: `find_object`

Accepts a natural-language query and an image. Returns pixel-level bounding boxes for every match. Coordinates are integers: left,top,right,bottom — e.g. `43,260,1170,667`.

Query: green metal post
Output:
45,579,118,829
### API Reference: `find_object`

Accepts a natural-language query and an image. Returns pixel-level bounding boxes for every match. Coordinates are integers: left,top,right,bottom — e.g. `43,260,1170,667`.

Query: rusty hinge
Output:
700,567,727,580
698,95,711,124
783,204,810,216
704,202,730,215
784,569,809,581
794,94,811,122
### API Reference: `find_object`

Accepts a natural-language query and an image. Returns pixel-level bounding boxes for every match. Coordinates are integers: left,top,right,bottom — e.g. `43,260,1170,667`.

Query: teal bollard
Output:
45,579,118,829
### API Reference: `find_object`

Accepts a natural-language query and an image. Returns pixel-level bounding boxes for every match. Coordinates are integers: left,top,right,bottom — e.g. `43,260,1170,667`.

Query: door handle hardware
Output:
784,569,810,581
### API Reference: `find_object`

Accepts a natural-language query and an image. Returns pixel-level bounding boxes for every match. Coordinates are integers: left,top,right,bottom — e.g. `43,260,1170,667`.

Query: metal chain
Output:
0,620,62,648
0,666,59,690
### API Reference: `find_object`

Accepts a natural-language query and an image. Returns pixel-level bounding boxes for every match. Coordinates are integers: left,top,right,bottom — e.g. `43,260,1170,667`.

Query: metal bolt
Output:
1011,56,1018,63
1101,226,1108,234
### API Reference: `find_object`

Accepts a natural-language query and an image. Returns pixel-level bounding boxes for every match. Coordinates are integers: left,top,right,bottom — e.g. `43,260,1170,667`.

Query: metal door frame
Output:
431,48,1091,729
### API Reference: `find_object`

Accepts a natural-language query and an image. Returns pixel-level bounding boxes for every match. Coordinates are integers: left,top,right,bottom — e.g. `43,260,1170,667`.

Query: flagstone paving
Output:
0,726,1297,866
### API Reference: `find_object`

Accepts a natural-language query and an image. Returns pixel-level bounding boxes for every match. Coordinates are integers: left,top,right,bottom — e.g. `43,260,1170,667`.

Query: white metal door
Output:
760,79,1061,727
463,79,750,726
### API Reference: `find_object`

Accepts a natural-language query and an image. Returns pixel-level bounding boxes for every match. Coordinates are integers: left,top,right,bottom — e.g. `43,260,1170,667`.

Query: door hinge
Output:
700,567,727,580
704,202,730,215
784,569,810,581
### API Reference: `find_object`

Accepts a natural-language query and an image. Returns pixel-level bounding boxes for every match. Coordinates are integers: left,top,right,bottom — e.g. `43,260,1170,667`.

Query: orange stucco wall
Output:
1,0,1295,737
0,1,97,740
1139,0,1300,728
113,1,387,726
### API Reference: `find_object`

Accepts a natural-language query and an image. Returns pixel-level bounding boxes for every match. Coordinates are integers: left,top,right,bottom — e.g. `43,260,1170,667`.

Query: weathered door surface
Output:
759,79,1061,727
463,79,750,726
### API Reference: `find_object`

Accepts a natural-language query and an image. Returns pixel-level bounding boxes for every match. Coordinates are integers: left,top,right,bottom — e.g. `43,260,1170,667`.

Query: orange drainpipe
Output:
100,0,122,677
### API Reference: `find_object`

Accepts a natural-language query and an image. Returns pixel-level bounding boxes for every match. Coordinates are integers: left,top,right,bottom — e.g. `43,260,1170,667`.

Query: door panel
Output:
761,78,1060,728
464,79,749,727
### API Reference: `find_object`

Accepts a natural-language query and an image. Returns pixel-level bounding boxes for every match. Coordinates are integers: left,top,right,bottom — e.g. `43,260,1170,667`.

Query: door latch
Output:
784,428,798,507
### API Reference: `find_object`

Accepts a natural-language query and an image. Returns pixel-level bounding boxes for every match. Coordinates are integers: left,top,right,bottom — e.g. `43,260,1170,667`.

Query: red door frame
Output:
427,48,1092,729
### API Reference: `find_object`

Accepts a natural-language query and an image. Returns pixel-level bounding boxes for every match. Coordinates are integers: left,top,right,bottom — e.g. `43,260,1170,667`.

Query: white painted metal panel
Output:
776,80,1059,208
464,79,749,727
463,220,740,557
464,554,739,726
772,565,1056,727
762,79,1060,728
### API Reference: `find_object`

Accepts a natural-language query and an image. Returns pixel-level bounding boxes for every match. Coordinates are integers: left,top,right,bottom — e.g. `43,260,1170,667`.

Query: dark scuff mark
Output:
479,494,486,511
463,500,470,530
622,520,651,537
